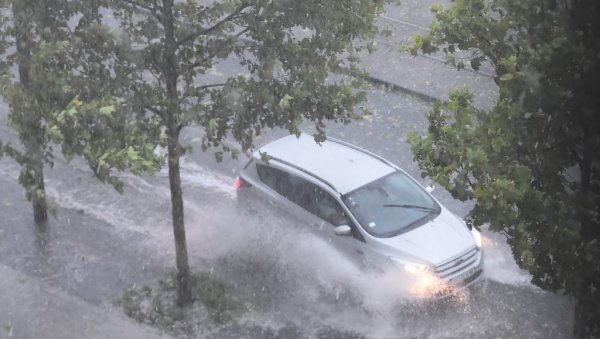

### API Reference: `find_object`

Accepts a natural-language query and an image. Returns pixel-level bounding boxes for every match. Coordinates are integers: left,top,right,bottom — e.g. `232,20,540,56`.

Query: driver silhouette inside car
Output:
313,187,348,226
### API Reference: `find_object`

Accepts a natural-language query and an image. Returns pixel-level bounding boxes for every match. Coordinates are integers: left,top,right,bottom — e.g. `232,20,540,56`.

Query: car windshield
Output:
341,171,440,238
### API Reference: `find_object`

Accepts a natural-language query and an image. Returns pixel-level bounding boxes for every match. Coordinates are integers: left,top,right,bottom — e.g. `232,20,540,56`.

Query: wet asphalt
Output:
0,82,574,338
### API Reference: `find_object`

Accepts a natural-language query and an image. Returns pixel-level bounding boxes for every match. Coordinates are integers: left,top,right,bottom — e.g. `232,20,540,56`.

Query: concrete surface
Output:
357,1,499,110
0,265,172,339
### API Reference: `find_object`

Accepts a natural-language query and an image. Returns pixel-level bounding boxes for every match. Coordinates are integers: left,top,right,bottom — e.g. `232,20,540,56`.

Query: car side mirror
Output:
425,185,435,193
334,225,352,236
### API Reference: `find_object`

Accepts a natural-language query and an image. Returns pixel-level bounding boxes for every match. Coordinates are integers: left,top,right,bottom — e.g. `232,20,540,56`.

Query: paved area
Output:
357,0,498,109
0,265,172,339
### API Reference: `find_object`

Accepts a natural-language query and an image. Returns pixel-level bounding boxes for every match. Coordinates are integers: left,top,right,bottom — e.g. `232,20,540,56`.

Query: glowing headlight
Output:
404,262,430,274
471,228,482,248
397,261,430,274
390,258,431,274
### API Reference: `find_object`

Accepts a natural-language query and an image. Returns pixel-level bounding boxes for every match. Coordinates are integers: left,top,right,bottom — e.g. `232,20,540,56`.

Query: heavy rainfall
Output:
1,0,598,338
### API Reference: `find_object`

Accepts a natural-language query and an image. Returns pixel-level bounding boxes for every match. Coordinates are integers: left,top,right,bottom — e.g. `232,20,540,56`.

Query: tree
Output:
63,0,387,305
408,0,600,337
0,0,158,223
0,0,84,224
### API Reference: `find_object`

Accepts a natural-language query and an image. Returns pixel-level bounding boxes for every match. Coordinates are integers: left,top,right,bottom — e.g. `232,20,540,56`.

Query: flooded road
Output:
0,83,574,338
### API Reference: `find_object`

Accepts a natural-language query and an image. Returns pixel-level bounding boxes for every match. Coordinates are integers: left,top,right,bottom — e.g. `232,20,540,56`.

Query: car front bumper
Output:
406,248,484,300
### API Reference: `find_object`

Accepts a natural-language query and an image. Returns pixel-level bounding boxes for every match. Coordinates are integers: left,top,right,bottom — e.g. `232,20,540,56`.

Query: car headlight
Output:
391,258,431,274
471,228,482,248
404,262,431,274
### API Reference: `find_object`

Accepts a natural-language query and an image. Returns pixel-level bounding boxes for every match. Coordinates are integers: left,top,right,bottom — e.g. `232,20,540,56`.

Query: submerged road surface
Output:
0,81,573,338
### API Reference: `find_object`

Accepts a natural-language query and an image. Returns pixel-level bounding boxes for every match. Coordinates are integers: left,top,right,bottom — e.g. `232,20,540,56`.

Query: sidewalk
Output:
358,45,498,110
0,265,172,339
356,1,499,110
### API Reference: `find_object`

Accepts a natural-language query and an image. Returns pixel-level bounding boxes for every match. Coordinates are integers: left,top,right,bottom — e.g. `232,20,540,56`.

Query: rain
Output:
1,0,591,338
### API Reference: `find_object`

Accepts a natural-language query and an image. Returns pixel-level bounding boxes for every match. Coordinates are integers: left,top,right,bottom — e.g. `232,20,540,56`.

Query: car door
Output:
252,162,375,269
287,180,372,269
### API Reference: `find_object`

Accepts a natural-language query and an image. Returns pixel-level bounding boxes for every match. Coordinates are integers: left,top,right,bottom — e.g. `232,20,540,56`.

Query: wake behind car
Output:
235,133,483,297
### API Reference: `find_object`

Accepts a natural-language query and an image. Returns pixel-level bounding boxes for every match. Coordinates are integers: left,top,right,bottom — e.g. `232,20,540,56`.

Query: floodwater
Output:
0,87,573,338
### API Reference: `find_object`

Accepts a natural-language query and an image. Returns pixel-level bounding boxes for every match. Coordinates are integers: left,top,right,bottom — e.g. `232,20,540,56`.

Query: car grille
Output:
458,269,483,286
434,247,480,279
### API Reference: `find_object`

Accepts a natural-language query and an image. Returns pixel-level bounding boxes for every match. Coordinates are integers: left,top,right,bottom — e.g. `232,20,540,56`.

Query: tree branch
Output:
185,60,206,72
145,104,164,118
121,0,163,22
185,29,250,72
2,143,26,165
234,27,250,38
121,0,153,12
197,83,226,90
176,3,251,48
543,140,568,153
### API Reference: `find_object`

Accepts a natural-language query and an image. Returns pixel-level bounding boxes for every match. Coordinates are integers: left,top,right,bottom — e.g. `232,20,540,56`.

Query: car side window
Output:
256,164,293,199
289,180,350,227
256,164,340,221
311,187,348,226
255,163,364,241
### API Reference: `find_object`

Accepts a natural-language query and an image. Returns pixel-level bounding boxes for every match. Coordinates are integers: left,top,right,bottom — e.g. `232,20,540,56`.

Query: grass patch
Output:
191,271,240,323
119,270,244,337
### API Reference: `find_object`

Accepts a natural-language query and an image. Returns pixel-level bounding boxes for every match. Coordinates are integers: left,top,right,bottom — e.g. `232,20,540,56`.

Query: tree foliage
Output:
54,0,388,305
408,0,600,337
0,0,81,222
0,0,159,220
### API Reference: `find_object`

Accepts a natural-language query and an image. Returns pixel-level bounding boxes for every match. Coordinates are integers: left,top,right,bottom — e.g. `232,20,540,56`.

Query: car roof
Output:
256,133,396,194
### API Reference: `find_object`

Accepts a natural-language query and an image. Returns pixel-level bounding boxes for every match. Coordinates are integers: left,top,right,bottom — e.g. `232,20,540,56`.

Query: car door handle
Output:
268,200,278,207
356,249,364,255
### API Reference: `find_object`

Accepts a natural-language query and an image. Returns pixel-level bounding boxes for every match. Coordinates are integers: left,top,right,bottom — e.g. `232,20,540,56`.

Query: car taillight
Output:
234,176,251,189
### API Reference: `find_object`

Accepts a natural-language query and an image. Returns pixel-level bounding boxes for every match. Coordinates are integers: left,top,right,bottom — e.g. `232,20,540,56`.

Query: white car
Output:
235,133,483,297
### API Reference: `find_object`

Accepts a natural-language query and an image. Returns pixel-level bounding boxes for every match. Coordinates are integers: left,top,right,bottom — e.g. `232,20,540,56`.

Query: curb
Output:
341,67,439,103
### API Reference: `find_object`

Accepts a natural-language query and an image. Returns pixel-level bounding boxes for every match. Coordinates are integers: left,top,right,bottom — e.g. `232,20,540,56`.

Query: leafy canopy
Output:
49,0,389,305
408,0,600,336
57,0,389,183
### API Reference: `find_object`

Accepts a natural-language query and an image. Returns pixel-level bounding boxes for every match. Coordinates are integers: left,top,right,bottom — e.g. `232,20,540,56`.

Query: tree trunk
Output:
167,128,193,306
31,156,48,224
573,131,599,338
573,295,592,339
163,0,193,306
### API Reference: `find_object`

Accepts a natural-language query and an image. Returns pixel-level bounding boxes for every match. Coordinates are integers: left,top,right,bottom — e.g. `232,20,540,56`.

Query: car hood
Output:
379,208,475,266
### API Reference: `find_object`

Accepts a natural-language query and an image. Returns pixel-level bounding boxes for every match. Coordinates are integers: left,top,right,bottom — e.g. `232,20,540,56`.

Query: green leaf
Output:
366,41,377,54
127,147,140,161
430,3,443,13
499,73,513,81
259,151,271,163
279,94,293,110
207,118,219,137
99,105,116,117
